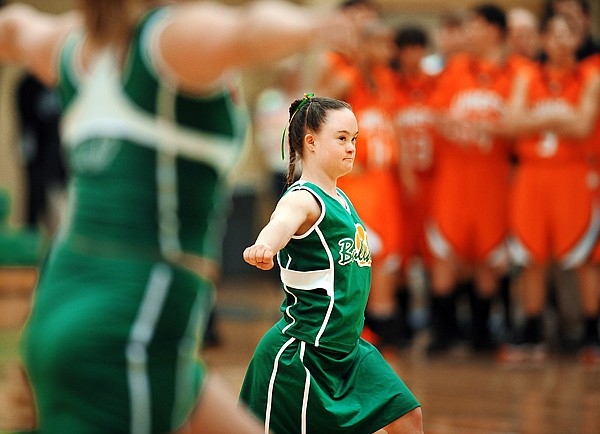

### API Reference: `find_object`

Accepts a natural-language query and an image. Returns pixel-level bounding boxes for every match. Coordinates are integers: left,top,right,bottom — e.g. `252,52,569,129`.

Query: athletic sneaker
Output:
496,342,549,364
496,316,548,364
365,313,412,350
579,345,600,365
579,332,600,366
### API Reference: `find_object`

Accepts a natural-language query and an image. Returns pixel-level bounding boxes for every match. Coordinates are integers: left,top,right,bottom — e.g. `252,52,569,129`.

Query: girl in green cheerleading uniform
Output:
23,9,247,433
241,95,423,434
0,1,367,433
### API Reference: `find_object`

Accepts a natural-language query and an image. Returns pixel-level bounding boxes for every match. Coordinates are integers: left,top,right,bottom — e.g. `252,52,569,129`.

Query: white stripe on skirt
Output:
126,263,172,434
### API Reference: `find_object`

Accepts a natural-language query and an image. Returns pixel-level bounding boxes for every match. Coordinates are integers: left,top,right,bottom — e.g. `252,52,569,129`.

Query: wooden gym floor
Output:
206,276,600,434
1,273,599,434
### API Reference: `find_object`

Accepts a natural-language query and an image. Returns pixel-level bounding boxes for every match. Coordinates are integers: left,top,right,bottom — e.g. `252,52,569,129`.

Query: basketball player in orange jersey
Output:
583,52,600,363
584,51,600,236
426,4,534,355
315,3,405,348
495,13,600,363
583,51,600,213
392,25,439,345
569,49,600,363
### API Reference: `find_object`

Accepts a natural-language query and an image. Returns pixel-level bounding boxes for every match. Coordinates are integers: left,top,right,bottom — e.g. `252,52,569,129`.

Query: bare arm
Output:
0,3,80,85
551,73,600,139
499,70,600,139
313,52,353,100
482,70,538,139
243,190,321,271
159,0,359,90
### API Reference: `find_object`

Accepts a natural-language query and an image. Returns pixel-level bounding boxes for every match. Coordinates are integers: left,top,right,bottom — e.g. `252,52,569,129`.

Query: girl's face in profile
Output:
309,108,358,178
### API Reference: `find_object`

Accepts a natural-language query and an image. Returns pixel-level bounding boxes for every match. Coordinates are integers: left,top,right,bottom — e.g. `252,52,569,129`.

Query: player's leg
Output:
575,263,600,364
471,262,503,351
366,255,405,348
175,374,265,434
554,165,599,362
498,263,549,363
427,256,460,354
364,178,406,348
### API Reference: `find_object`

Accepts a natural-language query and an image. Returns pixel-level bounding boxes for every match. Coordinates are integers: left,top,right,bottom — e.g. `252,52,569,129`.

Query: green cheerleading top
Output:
277,181,372,352
56,7,248,263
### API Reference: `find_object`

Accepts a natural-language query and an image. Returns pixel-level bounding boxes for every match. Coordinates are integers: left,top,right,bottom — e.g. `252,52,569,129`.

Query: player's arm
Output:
549,72,600,139
491,70,563,138
0,4,80,85
485,70,539,138
157,0,359,92
313,52,353,100
243,190,321,270
500,70,600,140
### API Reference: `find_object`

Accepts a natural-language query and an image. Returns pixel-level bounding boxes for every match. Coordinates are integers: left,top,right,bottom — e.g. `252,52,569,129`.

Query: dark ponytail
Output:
284,95,352,187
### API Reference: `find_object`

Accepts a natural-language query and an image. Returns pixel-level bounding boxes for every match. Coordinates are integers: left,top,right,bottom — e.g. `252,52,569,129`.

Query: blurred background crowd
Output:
1,0,600,366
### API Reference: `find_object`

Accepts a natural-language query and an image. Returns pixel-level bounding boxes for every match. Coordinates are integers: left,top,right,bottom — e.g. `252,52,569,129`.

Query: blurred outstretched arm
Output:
0,3,79,85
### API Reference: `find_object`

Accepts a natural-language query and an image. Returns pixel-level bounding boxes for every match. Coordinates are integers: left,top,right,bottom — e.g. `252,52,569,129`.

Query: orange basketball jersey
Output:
394,72,438,263
426,54,531,264
510,61,600,267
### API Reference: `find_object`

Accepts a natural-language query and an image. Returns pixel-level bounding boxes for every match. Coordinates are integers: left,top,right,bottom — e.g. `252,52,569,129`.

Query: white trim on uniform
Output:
314,225,335,347
280,266,335,336
280,255,298,335
334,188,352,214
289,183,326,240
156,84,183,260
280,283,298,335
508,234,532,267
265,337,297,434
62,31,86,87
171,287,212,427
280,268,333,291
60,49,239,174
425,220,453,260
141,7,179,89
561,203,600,269
126,263,173,434
486,239,509,269
299,341,310,434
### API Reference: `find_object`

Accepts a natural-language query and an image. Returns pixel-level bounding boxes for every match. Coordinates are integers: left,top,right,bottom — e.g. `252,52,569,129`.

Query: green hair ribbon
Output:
281,93,314,160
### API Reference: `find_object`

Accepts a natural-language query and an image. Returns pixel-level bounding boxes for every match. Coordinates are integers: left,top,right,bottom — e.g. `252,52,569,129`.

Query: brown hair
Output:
285,96,352,187
79,0,156,48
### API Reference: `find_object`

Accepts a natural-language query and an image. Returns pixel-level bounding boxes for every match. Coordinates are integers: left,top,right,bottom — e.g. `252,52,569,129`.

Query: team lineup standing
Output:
298,0,600,362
